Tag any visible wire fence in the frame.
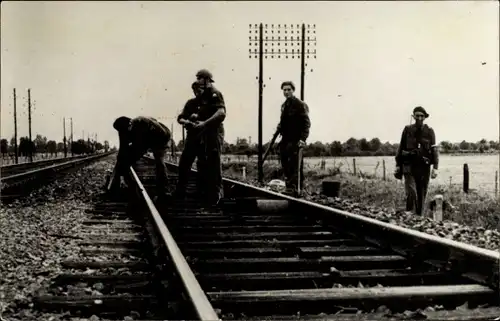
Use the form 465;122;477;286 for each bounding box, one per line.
211;154;500;198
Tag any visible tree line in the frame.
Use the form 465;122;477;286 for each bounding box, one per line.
213;137;500;158
4;134;496;159
0;135;112;158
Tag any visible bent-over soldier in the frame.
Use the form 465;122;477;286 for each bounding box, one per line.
395;106;439;215
276;81;310;196
175;81;207;199
110;116;171;200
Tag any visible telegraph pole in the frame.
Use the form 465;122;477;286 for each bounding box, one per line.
248;23;317;183
27;89;33;162
13;88;18;164
63;118;67;158
300;23;306;100
70;118;74;156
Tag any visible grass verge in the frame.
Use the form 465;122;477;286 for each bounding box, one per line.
222;160;500;231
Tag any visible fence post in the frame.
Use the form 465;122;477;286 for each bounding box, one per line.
382;159;386;181
496;171;498;198
463;163;469;193
353;158;357;176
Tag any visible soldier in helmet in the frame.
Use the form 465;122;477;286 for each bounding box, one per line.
394;106;439;215
191;69;226;206
110;116;171;200
275;81;310;196
174;81;207;199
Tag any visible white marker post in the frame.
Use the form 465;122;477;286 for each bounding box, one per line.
433;194;444;222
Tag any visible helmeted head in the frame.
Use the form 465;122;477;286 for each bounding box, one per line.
191;81;203;97
281;81;295;99
412;106;429;127
196;69;214;89
113;116;132;132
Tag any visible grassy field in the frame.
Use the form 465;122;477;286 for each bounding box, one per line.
222;154;500;196
221;160;500;230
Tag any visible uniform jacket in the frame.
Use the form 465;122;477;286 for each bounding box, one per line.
116;116;171;174
178;97;201;139
198;86;225;135
395;123;439;169
278;96;310;143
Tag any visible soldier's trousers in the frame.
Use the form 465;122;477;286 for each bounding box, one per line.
176;136;206;197
201;131;224;203
110;145;168;197
403;164;431;215
152;148;168;197
279;141;304;193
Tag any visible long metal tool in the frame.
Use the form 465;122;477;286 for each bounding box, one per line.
262;130;280;164
297;146;303;195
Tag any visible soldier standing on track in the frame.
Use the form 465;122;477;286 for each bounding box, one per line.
110;116;171;201
394;106;439;216
174;81;207;199
192;69;226;206
276;81;311;197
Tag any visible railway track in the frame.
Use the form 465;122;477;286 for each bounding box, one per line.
0;152;115;203
31;156;500;320
32;157;216;321
1;155;86;177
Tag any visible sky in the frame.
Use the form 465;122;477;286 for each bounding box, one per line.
1;1;499;148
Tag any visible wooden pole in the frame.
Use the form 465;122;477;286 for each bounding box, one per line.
257;22;264;183
13;88;18;164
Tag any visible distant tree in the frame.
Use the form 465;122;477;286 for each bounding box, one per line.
0;139;8;156
369;138;382;152
47;140;57;156
19;137;35;157
33;134;48;154
459;140;470;150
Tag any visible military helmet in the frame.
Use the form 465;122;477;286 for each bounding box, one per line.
196;69;214;82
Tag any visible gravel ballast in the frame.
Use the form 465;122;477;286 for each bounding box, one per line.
0;157;115;321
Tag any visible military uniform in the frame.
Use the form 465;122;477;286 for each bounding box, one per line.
277;96;311;195
395;123;439;215
112;116;171;196
197;86;226;204
175;97;206;198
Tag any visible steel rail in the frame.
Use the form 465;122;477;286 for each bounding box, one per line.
1;155;85;172
128;166;220;321
156;157;500;290
1;152;115;185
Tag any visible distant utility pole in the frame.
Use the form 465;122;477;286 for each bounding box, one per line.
27;89;33;162
70;118;74;156
63;117;67;158
13;88;18;164
248;23;317;182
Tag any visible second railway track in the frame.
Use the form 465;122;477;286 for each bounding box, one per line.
1;155;87;178
1;153;114;203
